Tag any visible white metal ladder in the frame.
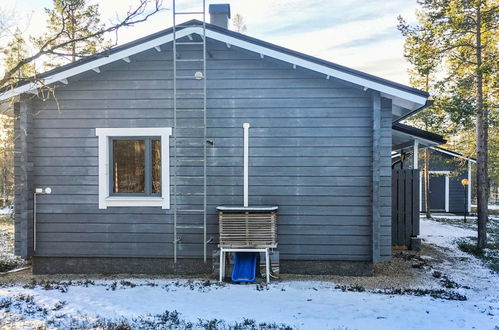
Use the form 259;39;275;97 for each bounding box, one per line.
172;0;208;263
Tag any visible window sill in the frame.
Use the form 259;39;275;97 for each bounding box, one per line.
102;196;167;209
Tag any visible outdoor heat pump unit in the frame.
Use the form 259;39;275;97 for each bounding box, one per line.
217;123;278;283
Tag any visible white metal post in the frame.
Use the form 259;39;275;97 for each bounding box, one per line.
413;140;419;169
243;123;250;207
33;193;37;253
468;160;472;213
265;248;270;283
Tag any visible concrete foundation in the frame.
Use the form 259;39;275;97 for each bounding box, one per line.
32;257;373;276
32;257;213;275
280;260;373;276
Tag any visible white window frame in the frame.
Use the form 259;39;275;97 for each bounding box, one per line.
96;127;172;209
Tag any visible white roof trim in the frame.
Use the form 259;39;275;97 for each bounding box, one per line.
197;27;427;107
429;147;476;163
0;27;193;101
0;25;428;107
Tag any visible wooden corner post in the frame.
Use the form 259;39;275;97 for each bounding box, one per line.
371;91;381;262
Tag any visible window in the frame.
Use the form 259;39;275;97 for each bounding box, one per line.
110;138;160;195
96;128;171;209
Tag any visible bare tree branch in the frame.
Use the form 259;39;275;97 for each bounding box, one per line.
0;0;163;88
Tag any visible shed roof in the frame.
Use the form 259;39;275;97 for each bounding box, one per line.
392;122;446;152
0;20;428;121
430;147;476;163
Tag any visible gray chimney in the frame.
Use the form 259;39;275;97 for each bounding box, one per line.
209;4;231;29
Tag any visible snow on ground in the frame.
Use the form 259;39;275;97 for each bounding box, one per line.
0;207;12;215
472;204;499;210
0;277;497;329
420;217;477;249
419;218;498;322
0;218;497;329
0;218;26;273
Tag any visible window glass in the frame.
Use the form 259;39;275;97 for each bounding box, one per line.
112;139;145;193
152;139;161;193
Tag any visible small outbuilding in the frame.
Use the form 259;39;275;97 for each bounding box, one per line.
421;147;475;214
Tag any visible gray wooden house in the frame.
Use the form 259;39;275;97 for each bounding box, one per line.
2;5;442;275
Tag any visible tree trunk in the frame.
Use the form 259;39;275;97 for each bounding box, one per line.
475;5;488;249
424;148;432;219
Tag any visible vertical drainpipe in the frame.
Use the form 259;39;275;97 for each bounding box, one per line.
371;92;381;263
243;123;250;207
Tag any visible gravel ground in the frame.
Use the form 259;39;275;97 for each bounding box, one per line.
0;245;446;290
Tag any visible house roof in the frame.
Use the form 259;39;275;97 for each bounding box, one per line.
0;20;429;120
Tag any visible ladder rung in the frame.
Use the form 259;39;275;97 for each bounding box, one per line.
175;142;204;146
174;24;205;29
176;225;205;229
176;76;204;80
176;59;204;62
177;193;205;196
175;42;205;45
175;11;205;15
175;93;205;96
176;126;205;128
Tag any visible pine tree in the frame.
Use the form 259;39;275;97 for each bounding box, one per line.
0;0;162;88
2;28;35;84
36;0;111;68
399;0;498;248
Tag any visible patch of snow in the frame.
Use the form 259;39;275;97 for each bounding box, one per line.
419;218;499;317
0;207;12;215
420;218;476;250
472;204;499;210
0;279;497;329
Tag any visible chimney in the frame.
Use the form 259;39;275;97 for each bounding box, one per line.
209;4;231;29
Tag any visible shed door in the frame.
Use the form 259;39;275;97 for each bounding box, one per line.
429;176;446;211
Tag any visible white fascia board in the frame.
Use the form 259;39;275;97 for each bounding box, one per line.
194;27;428;107
429;147;476;163
1;25;428;107
0;28;194;101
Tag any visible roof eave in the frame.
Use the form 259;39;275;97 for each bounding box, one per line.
0;20;429;112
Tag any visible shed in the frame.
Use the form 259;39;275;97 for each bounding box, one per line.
2;8;440;276
421;147;475;214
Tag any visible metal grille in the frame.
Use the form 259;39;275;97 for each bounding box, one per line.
219;212;278;248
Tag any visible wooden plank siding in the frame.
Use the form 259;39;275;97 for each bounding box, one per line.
16;39;392;262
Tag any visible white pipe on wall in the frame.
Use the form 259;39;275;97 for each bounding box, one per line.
243;123;250;207
413;140;419;169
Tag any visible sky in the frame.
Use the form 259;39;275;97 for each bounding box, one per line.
2;0;420;85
